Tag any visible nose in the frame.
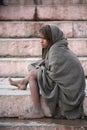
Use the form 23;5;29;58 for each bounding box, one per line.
40;39;43;43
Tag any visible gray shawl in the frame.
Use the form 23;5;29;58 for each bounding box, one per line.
29;25;86;119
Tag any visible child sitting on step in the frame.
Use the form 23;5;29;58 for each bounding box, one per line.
9;25;86;119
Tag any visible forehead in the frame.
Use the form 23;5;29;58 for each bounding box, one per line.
38;33;45;39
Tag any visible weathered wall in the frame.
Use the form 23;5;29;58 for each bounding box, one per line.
0;1;87;77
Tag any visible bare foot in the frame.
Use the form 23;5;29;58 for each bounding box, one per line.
9;78;28;90
19;109;45;119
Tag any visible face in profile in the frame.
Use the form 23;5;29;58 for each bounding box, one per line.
39;33;50;49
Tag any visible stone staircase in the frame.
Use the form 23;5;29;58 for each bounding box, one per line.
0;118;87;130
0;0;87;126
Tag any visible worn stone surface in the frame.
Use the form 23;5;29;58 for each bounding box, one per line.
3;0;87;5
0;6;35;20
0;57;86;77
0;78;51;117
0;58;40;77
0;118;87;130
0;78;86;118
0;39;42;57
0;21;87;38
0;5;87;20
37;5;87;20
0;95;51;118
0;21;73;38
73;22;87;38
68;39;87;57
0;38;87;77
0;38;87;57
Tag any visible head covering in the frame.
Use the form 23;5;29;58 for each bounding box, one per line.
39;25;67;58
39;25;52;44
39;24;65;44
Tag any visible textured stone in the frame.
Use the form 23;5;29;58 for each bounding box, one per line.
39;0;80;4
0;78;86;118
0;58;40;77
0;5;87;21
37;5;87;20
0;39;42;57
68;39;87;57
0;57;86;77
0;95;87;118
4;0;34;5
3;0;87;5
0;39;87;57
0;118;87;130
80;0;87;3
0;6;35;20
73;22;87;38
0;95;51;118
1;21;87;38
0;21;73;38
0;78;51;117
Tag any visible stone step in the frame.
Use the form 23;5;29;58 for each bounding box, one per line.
0;78;86;95
0;78;87;118
0;5;35;21
0;38;87;57
0;39;42;57
37;5;87;21
0;57;87;77
0;58;39;77
0;21;87;38
0;118;87;130
3;0;87;5
0;78;51;118
0;5;87;21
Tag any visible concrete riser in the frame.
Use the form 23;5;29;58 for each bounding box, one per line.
3;0;87;5
0;21;87;38
0;39;87;77
0;95;51;117
0;39;87;57
0;5;87;20
0;95;87;118
0;57;86;77
0;78;86;118
0;5;87;77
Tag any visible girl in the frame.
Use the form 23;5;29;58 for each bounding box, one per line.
9;25;86;119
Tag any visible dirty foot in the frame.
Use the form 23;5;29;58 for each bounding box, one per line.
9;78;28;90
19;109;45;119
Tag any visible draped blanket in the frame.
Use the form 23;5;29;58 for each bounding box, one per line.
28;25;86;119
